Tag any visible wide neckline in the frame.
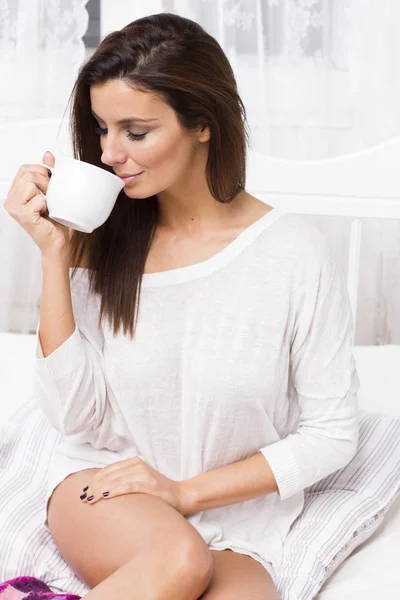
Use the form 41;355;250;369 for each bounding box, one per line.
70;207;284;287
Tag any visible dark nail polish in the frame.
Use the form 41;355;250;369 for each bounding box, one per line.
80;493;87;500
83;486;89;492
87;495;94;501
102;491;110;497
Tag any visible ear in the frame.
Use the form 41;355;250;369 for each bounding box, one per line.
197;124;211;143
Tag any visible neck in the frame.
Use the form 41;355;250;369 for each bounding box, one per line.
156;185;245;234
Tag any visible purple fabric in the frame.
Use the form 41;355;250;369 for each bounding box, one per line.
0;577;81;599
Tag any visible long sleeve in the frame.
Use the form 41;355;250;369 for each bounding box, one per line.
33;269;132;451
259;239;360;500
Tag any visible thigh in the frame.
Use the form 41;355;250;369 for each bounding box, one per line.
200;550;280;600
47;467;211;589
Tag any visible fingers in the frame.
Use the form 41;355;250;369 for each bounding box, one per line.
19;171;51;198
5;191;44;222
42;150;55;169
80;476;140;505
5;175;49;215
4;165;51;215
17;163;52;178
17;194;48;228
28;193;49;217
81;461;148;506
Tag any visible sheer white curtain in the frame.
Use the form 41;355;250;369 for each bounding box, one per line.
0;0;88;333
97;0;400;158
0;0;89;124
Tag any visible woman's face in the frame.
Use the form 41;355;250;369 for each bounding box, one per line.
90;79;210;199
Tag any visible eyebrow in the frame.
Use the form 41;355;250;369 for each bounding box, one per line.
91;110;158;125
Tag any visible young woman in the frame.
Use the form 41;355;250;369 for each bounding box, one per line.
5;12;359;600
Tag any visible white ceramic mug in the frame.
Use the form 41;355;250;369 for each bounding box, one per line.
39;155;125;233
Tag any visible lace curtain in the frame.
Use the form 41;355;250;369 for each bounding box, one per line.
0;0;88;333
2;0;400;342
0;0;89;124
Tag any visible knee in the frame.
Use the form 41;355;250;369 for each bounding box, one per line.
174;532;213;597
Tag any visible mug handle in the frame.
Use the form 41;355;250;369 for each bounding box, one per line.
39;163;54;175
37;163;54;198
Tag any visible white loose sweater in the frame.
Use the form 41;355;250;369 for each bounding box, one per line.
33;208;360;579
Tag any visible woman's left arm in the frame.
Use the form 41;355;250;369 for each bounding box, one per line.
180;240;360;514
178;451;278;515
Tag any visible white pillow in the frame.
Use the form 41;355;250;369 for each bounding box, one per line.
276;410;400;600
318;497;400;598
353;345;400;419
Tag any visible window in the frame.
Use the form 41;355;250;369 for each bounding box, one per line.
83;0;101;56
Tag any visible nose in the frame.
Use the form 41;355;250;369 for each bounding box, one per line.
100;135;128;168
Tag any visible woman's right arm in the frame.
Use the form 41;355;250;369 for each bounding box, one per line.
4;152;131;450
34;255;131;450
39;253;75;358
34;255;103;436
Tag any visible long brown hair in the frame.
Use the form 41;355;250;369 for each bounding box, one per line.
68;12;250;339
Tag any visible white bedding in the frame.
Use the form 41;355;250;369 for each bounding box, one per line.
318;497;400;598
0;332;399;598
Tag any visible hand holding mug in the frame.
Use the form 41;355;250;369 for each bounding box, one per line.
4;151;71;259
5;150;125;258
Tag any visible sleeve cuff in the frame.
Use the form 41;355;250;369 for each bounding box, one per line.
35;321;86;382
259;437;305;500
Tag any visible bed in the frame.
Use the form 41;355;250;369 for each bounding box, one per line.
0;332;399;598
1;120;399;597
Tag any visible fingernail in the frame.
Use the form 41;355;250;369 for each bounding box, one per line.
87;495;94;502
80;493;87;500
83;486;89;492
102;491;110;497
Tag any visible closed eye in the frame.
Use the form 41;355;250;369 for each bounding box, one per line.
94;126;147;141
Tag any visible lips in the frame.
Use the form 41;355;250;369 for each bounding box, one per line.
117;172;142;178
118;172;144;185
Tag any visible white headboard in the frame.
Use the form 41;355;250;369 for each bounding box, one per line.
246;137;400;337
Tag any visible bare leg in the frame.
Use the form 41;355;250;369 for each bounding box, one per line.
82;538;212;600
199;550;281;599
47;468;212;600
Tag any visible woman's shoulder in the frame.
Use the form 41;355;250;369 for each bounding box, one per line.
241;195;329;259
260;208;333;264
